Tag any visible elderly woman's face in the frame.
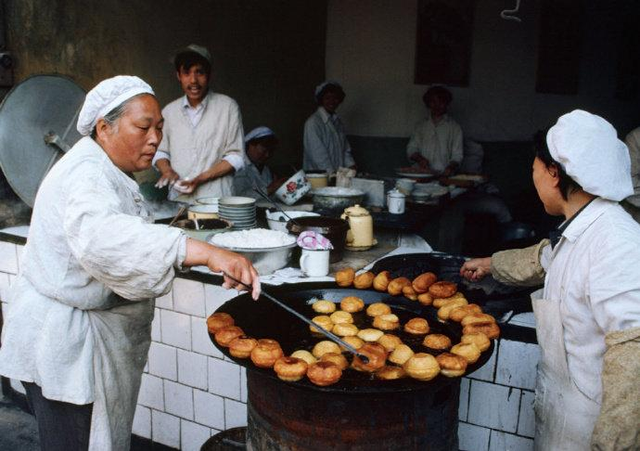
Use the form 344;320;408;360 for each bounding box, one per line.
98;95;163;172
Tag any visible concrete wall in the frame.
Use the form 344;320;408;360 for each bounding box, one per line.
3;0;328;168
326;0;640;141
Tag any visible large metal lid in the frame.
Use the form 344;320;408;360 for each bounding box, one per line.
0;74;85;206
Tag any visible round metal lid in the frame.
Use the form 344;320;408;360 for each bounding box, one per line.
0;74;85;206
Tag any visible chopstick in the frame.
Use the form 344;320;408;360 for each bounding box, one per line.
223;273;370;364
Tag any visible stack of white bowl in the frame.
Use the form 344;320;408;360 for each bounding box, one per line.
218;196;257;230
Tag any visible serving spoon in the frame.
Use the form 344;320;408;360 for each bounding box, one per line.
252;186;302;228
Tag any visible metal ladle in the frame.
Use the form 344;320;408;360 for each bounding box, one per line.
252;186;302;228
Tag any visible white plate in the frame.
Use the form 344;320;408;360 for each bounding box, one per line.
395;171;435;179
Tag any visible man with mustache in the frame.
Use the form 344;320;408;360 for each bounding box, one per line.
153;44;245;202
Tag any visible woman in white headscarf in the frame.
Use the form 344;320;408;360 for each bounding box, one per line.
460;110;640;450
0;76;260;451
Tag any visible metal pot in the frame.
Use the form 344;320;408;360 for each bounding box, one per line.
311;187;365;213
286;216;349;263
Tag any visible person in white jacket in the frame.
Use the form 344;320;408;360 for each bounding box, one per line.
461;111;640;450
0;76;260;451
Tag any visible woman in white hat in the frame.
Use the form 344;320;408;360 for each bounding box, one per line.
460;110;640;450
0;76;260;450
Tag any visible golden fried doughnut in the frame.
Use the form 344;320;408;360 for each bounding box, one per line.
340;336;365;351
332;323;359;337
312;340;342;358
388;277;412;296
310;315;333;334
351;342;388;372
357;328;384;342
366;302;391;317
463;322;500;340
228;335;258;358
404;318;430;335
320;352;349;371
403;353;440;381
402;285;418;301
449;304;483;322
432;292;466;308
214;326;245;347
375;365;407;380
412;272;438;294
451;342;481;364
207;312;234;334
418;292;434;306
436;352;468;377
373;314;400;331
388;344;414;365
437;298;469;321
461;332;491;352
312;300;337;314
354;271;375;289
373;271;392;292
330;311;354;325
340;296;365;313
307;361;342;386
461;313;496;327
428;281;458;298
335;267;355;287
250;339;284;368
377;334;403;352
291;350;317;365
274;356;308;381
422;333;452;351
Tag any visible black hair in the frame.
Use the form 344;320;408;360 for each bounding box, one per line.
423;86;452;106
247;134;279;152
174;51;211;75
90;93;150;139
316;83;346;104
533;130;582;200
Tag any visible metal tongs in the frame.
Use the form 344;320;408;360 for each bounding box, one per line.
224;273;369;363
252;186;302;228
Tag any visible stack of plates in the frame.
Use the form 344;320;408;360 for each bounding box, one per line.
218;196;257;230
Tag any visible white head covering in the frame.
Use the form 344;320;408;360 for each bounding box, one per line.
176;44;212;64
314;80;343;101
245;126;275;143
546;109;633;201
77;75;154;136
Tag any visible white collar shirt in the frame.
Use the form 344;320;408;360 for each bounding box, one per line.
406;114;463;173
303;107;355;173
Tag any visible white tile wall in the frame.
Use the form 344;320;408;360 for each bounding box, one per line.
193;389;225;430
15;245;24;271
148;342;178;381
132;405;151;439
489;430;535;451
151;308;162;342
468;342;498;382
191;316;224;358
173;278;206;317
459;422;491;451
164;379;194;420
459;377;470;421
468;381;521;433
0;272;12;302
208;358;241;400
225;398;248;429
204;284;238;314
240;367;248;403
0;242;18;274
178;349;208;390
161;309;192;350
138;374;164;411
495;340;540;390
181;419;212;451
517;390;536;438
156;291;173;310
152;410;180;448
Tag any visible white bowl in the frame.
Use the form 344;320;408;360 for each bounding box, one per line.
195;196;219;205
274;170;312;205
219;196;256;207
265;210;321;232
188;204;219;219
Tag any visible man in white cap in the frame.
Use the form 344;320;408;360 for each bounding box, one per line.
233;126;286;199
0;75;259;450
303;80;356;173
153;44;245;202
460;110;640;450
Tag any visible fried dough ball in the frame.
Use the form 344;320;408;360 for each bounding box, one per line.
307;361;342;386
433;292;466;308
340;336;365;351
373;314;400;331
357;328;384;342
436;352;468;377
461;332;491;352
418;292;434;306
403;353;440;381
330;310;354;325
335;267;355;287
366;302;391;317
463;322;500;340
412;272;438;294
375;365;407;380
332;323;359;337
312;300;337;314
450;342;481;364
207;312;234;334
428;281;458;298
402;285;418;301
351;342;388;372
320;352;349;370
449;304;483;322
250;339;284;368
461;313;496;327
388;344;414;365
291;350;317;365
228;335;258;358
274;357;308;381
312;340;342;358
373;271;392;292
310;315;333;334
377;334;403;352
388;277;412;296
422;334;452;351
214;326;245;347
404;318;430;335
437;298;469;321
340;296;365;313
354;271;375;289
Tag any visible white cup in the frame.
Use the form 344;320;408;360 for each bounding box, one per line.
299;248;330;277
387;190;406;214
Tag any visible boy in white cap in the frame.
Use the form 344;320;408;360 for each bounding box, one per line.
461;110;640;450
